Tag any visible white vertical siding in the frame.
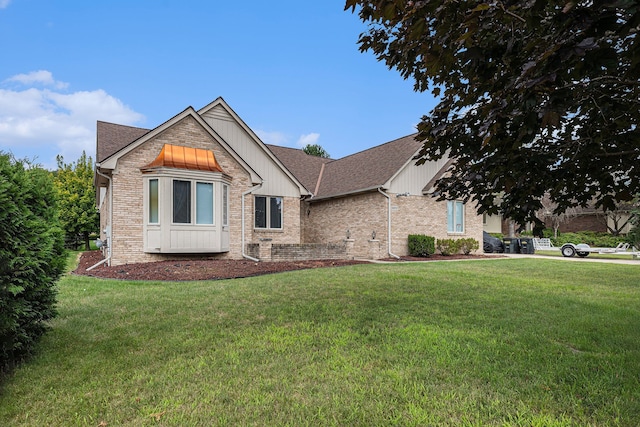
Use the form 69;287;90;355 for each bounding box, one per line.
202;106;301;198
388;156;451;195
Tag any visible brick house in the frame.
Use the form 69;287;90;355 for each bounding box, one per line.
94;97;482;266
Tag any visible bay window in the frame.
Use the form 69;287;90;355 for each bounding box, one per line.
143;174;230;253
142;144;229;254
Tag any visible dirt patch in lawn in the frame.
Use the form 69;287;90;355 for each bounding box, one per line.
73;251;492;281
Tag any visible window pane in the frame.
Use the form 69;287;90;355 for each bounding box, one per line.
255;196;267;228
270;197;282;229
173;180;191;223
222;184;229;226
149;179;159;223
196;182;213;224
447;201;454;233
455;202;464;232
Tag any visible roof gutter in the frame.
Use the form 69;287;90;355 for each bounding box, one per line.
88;167;112;270
377;188;401;260
241;182;263;262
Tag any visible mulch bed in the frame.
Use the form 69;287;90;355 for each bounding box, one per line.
73;251;492;282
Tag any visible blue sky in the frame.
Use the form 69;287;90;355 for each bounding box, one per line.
0;0;437;169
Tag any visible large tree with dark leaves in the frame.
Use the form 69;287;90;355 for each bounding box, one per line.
346;1;640;231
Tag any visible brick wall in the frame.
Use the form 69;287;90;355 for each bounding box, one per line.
302;191;484;258
270;243;348;261
303;192;388;258
390;195;483;255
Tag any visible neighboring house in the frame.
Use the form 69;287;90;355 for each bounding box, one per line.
95;97;483;266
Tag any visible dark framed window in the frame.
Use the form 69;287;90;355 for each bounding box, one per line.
255;196;283;229
173;180;191;224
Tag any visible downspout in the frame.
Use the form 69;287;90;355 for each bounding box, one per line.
241;182;263;262
377;188;401;259
88;167;112;270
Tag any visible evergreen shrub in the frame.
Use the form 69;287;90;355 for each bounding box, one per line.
408;234;435;257
0;154;65;373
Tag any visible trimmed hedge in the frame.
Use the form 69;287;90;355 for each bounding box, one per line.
435;238;480;255
456;238;480;255
551;231;626;248
408;234;435;257
0;154;65;373
436;239;458;255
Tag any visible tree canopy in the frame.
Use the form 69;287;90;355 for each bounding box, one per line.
346;0;640;231
53;151;99;250
303;143;331;158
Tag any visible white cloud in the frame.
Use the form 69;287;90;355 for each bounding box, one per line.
0;0;11;9
296;132;320;148
256;130;289;146
0;71;145;169
5;70;69;90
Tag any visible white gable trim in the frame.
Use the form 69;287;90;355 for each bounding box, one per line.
98;107;262;184
199;97;310;196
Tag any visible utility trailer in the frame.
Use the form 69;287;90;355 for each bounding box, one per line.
560;242;638;258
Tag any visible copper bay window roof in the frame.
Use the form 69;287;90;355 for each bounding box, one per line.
142;144;225;173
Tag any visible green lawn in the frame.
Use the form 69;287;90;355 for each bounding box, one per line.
1;256;639;426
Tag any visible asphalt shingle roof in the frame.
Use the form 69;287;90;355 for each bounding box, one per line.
295;134;422;199
96;119;423;200
265;145;332;194
96;121;150;163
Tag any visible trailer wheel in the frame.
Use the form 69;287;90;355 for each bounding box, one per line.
561;244;576;257
577;251;589;257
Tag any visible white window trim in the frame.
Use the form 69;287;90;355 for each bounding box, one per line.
222;184;229;227
447;200;465;234
171;179;193;225
254;195;283;230
148;178;160;225
169;178;219;226
195;181;215;225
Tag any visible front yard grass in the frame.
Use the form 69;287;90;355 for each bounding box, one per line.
1;257;639;426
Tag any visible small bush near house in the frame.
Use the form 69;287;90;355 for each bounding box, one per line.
456;238;480;255
0;154;65;374
407;234;435;257
436;238;459;256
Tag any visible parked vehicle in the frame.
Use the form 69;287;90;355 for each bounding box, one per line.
560;242;634;258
